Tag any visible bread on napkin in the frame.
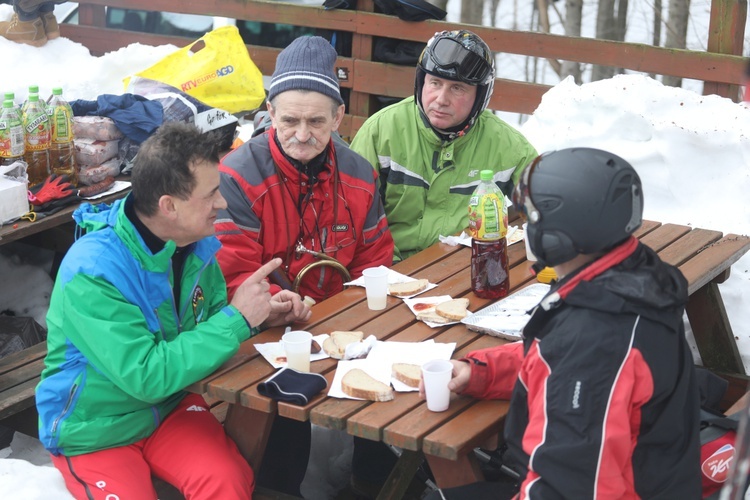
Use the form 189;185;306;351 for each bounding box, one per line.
342;368;394;401
323;331;364;359
392;363;422;388
388;279;429;297
435;298;470;321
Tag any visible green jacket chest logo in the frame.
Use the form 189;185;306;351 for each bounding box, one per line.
192;286;206;323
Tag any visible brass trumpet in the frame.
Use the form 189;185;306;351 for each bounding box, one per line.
291;243;351;294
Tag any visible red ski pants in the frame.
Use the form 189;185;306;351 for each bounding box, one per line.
50;393;254;499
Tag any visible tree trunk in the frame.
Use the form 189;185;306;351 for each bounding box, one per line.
592;0;616;81
535;0;562;76
461;0;484;25
562;0;583;83
491;0;501;25
650;0;663;78
663;0;691;87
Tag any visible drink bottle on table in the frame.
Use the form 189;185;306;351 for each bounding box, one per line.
21;85;39;116
468;169;510;299
22;94;50;188
0;99;25;167
48;87;77;185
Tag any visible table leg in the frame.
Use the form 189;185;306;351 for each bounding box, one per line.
686;282;745;375
222;403;275;473
376;449;423;500
425;452;484;489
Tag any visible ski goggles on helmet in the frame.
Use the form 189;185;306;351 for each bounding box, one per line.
423;34;492;85
512;155;542;224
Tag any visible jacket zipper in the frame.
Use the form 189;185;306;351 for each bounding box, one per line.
51;383;78;435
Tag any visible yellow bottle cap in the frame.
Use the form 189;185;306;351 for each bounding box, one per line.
536;267;557;284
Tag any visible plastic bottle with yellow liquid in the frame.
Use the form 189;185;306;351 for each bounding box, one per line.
468;170;510;299
0;99;25;167
48;87;77;185
22;94;50;188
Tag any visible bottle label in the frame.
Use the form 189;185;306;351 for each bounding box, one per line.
52;105;73;143
470;193;505;240
0;110;24;158
23;104;50;152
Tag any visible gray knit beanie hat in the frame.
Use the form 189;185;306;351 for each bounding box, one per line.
267;36;344;106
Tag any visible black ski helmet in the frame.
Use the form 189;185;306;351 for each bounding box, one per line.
512;148;643;267
415;30;495;137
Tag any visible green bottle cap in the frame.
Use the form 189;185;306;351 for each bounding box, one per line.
3;92;13;101
52;87;62;95
480;170;493;181
29;94;39;102
3;100;13;108
28;85;39;93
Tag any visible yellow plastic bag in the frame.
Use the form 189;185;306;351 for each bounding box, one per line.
124;26;265;114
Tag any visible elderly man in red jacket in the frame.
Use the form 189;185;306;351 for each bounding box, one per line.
215;35;394;304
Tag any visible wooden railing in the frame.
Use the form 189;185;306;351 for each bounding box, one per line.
60;0;748;140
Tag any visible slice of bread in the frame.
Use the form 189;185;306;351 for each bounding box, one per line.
435;298;470;321
322;330;365;359
342;368;394;401
416;311;454;324
388;279;429;297
392;363;421;388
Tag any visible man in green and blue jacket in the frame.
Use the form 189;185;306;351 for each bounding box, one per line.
35;122;310;499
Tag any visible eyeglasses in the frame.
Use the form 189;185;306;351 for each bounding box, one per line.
512;155;542;224
423;35;492;85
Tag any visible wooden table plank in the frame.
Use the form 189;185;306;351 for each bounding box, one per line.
680;234;750;294
638;223;692;252
658;228;723;267
0;342;46;376
0;377;40;420
423;399;510;460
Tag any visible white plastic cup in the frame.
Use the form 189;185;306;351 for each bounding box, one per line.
282;330;313;372
523;222;537;262
421;359;453;412
362;267;389;310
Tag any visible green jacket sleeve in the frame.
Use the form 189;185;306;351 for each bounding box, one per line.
59;273;251;404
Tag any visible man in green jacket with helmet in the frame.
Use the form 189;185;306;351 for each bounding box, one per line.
348;29;537;496
35;121;311;499
351;29;538;262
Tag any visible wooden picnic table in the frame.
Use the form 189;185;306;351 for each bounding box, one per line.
186;220;750;497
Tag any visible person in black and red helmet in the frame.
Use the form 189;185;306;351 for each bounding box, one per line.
422;147;702;500
351;30;537;262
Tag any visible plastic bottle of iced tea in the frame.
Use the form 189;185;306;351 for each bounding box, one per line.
22;94;51;188
48;87;77;185
469;170;510;299
0;99;25;167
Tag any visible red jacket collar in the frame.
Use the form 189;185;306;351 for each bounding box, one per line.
541;236;639;308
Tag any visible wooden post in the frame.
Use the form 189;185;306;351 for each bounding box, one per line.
704;0;747;101
347;0;375;140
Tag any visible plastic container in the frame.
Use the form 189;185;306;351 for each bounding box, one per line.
48;87;77;185
0;99;25;167
469;170;510;299
22;94;50;188
20;85;39;116
74;137;120;168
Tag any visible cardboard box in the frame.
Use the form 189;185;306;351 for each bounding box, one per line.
0;163;29;224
